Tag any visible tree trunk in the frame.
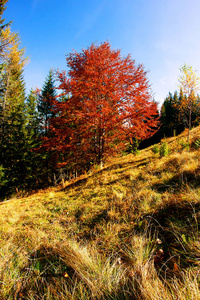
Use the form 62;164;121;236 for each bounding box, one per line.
187;100;192;142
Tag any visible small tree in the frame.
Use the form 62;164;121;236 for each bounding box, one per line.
178;64;200;141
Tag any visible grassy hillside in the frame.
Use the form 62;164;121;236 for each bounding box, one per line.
0;127;200;299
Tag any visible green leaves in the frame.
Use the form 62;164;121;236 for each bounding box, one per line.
159;141;169;157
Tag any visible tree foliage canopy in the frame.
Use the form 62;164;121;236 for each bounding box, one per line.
178;64;200;140
45;42;159;168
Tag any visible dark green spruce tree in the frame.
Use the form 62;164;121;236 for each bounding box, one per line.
36;70;58;185
22;89;42;189
38;69;56;136
160;89;200;139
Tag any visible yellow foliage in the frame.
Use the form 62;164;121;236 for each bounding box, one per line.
0;26;28;70
179;64;200;96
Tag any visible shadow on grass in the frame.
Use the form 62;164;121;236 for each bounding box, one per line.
83;209;109;228
99;156;154;174
153;170;200;194
14;244;131;300
59;156;154;193
145;198;200;229
140;198;200;276
13;245;76;299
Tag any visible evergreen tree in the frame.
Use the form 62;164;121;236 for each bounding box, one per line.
160;89;200;139
160;90;185;137
0;26;27;110
23;89;48;189
26;89;40;136
0;0;11;34
38;69;56;136
35;71;58;185
0;4;28;195
160;92;175;136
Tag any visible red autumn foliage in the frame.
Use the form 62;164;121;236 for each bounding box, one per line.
46;42;159;169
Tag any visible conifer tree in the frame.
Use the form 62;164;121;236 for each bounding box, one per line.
160;88;200;139
26;89;40;136
0;2;28;194
23;89;46;189
36;71;58;185
0;0;10;34
0;26;27;110
38;69;56;136
160;91;183;137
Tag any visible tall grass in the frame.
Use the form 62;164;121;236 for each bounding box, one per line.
0;126;200;299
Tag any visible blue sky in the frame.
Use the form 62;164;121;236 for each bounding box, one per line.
4;0;200;106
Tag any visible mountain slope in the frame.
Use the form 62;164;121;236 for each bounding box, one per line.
0;127;200;299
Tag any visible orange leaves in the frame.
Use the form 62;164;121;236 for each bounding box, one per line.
45;42;159;167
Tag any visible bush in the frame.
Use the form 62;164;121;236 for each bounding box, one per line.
151;145;159;154
0;165;8;198
194;138;200;149
179;140;190;151
159;141;169;157
0;165;7;187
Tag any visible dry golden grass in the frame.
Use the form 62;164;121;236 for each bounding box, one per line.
0;126;200;299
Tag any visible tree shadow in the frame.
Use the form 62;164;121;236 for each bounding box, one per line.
15;245;76;299
145;199;200;229
99;157;153;174
140;199;200;277
16;244;131;300
58;175;90;195
83;209;109;228
59;156;154;193
152;165;200;193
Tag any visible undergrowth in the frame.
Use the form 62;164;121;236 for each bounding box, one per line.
0;127;200;299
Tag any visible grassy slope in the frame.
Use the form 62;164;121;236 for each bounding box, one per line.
0;127;200;299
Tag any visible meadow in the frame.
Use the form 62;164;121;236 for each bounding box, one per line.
0;127;200;299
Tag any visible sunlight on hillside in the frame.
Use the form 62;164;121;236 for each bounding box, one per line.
0;126;200;299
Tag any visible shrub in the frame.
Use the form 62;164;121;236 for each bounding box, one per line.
194;138;200;149
179;140;190;151
0;165;7;195
151;145;159;154
159;141;169;157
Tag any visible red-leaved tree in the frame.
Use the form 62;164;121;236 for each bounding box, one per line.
47;42;159;170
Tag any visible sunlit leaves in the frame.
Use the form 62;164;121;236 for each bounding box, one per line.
178;64;200;140
46;42;159;168
179;64;200;96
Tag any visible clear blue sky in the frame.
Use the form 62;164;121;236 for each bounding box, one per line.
4;0;200;106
